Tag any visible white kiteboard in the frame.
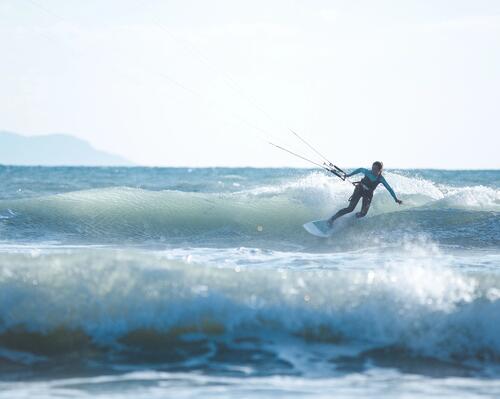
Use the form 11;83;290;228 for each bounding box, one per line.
303;219;334;238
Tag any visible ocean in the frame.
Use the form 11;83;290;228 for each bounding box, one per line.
0;166;498;398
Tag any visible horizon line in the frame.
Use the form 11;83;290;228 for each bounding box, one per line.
0;164;498;171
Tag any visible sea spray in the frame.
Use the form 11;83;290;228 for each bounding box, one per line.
0;243;499;364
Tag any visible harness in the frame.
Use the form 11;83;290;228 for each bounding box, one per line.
349;174;382;201
358;174;382;194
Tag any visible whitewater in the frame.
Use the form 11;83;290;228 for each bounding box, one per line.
0;166;499;398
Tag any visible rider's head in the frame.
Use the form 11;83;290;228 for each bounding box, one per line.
372;161;383;176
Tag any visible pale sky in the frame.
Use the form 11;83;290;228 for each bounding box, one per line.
1;0;499;168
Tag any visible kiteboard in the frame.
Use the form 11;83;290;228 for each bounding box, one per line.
303;219;334;238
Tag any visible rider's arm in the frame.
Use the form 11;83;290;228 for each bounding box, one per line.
380;176;398;201
346;168;368;178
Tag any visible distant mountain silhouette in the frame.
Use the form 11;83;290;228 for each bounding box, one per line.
0;131;132;166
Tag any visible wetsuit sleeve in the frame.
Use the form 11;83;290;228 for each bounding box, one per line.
346;168;368;177
381;176;398;201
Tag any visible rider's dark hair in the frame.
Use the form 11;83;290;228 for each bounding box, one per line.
372;161;383;170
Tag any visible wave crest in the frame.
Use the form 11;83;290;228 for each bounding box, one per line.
0;172;498;246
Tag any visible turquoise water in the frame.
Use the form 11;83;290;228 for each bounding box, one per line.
0;166;499;398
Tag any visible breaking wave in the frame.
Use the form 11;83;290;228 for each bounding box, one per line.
0;172;498;248
0;248;499;368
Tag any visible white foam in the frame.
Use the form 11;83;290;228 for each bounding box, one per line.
242;171;499;213
2;370;500;399
436;185;500;210
0;245;499;361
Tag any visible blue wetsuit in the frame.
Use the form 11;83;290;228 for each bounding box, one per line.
329;168;398;222
346;168;398;201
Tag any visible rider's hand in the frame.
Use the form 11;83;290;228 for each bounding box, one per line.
396;199;403;205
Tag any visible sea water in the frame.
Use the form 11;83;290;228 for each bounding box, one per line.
0;166;498;398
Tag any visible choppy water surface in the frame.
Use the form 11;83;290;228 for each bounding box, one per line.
0;166;499;398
